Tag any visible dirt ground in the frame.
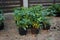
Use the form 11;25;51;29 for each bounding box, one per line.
0;13;60;40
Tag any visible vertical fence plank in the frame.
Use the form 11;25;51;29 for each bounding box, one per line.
23;0;28;7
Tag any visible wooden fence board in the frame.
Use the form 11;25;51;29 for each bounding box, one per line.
28;0;60;7
0;0;23;13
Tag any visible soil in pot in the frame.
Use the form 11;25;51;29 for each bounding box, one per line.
0;22;4;30
18;27;27;35
31;28;39;34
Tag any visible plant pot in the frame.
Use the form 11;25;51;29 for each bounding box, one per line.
40;22;50;30
0;22;4;30
18;27;27;35
43;24;50;30
31;28;39;34
55;12;60;17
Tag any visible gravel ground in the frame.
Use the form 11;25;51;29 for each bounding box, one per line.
0;13;60;40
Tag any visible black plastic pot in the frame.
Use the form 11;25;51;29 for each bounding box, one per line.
40;22;50;30
42;24;50;30
28;24;39;34
18;27;27;35
0;22;4;30
43;24;50;30
31;28;39;34
55;12;60;17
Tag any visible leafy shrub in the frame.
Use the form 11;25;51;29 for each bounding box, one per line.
14;7;30;30
28;5;45;29
14;4;55;30
47;4;60;16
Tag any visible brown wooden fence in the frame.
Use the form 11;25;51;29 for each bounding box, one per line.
28;0;60;7
0;0;23;13
0;0;60;13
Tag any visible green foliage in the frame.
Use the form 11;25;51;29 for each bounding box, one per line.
14;7;31;30
47;4;60;16
28;5;52;29
29;4;44;13
28;5;45;29
0;9;4;25
14;4;55;30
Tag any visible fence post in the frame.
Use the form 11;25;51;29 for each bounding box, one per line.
23;0;28;7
